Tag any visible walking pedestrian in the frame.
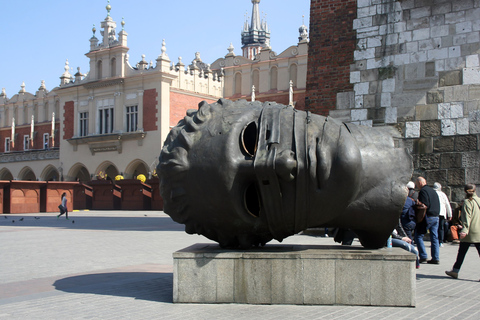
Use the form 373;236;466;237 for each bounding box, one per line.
445;184;480;280
57;192;68;220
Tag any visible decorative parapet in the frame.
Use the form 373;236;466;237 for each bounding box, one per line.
83;78;125;90
0;149;59;163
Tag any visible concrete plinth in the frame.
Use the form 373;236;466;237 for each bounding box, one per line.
173;243;416;306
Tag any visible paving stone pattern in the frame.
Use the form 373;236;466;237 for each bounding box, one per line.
1;211;480;319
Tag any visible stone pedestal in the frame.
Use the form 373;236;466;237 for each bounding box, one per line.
173;243;416;306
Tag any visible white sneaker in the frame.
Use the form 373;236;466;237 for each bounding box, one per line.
440;243;444;247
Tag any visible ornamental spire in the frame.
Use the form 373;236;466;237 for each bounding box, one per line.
251;0;261;31
241;0;270;59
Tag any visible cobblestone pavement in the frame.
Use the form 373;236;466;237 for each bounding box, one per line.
1;210;479;319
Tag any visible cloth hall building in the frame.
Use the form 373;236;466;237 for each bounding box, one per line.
0;1;308;185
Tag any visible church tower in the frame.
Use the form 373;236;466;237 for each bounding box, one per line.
241;0;270;60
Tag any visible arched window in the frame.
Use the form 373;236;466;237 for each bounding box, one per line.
4;107;9;127
43;102;49;122
234;72;242;95
110;58;116;77
97;60;103;79
289;64;298;88
55;101;60;118
23;105;28;124
270;67;278;91
34;104;38;121
252;69;260;93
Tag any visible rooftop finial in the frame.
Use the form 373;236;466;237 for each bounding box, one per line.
228;43;234;54
158;39;169;60
19;81;26;94
298;16;309;43
106;0;112;17
121;17;125;30
92;24;96;36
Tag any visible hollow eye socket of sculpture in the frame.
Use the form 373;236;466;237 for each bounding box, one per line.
241;122;258;157
244;183;261;218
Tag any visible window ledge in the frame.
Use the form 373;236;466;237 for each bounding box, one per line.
67;131;146;154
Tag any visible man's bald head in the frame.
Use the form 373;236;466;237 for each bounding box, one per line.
415;176;426;189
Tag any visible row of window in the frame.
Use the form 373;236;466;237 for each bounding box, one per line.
4;133;50;152
2;101;60;127
234;64;298;95
2;103;140;152
78;104;138;137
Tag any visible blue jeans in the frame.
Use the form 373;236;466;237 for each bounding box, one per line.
415;216;439;261
402;220;416;241
392;238;419;266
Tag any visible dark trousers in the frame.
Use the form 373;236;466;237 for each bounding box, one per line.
402;220;416;241
452;242;480;271
58;206;68;219
438;216;448;243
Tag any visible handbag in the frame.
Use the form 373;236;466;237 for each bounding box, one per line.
414;201;427;223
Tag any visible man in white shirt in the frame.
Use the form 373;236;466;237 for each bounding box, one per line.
433;182;452;247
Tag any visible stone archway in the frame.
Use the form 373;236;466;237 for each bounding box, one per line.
0;168;13;180
95;161;119;181
124;159;149;180
18;167;37;181
67;163;91;182
41;165;60;181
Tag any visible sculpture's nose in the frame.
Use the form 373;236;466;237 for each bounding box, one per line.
275;150;297;181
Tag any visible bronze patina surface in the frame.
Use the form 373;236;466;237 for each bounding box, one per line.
158;99;413;249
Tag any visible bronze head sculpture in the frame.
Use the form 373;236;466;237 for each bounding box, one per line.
158;99;413;249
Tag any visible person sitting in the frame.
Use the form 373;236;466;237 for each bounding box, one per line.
391;219;420;268
450;202;463;243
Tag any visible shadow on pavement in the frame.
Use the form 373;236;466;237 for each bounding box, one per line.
54;272;173;303
0;215;184;232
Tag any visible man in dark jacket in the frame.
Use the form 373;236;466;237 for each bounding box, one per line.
415;176;441;264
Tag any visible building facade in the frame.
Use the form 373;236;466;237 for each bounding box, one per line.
0;0;305;186
212;0;309;109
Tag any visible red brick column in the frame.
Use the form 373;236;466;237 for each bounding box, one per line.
304;0;357;115
143;89;158;131
63;101;74;140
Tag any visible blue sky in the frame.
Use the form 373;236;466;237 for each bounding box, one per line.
0;0;310;97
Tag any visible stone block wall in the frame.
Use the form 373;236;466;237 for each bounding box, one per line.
308;0;480;202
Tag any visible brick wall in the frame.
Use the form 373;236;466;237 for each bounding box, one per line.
63;101;74;140
170;91;217;127
0;123;56;152
143;89;158;131
0;129;10;152
305;0;357;115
